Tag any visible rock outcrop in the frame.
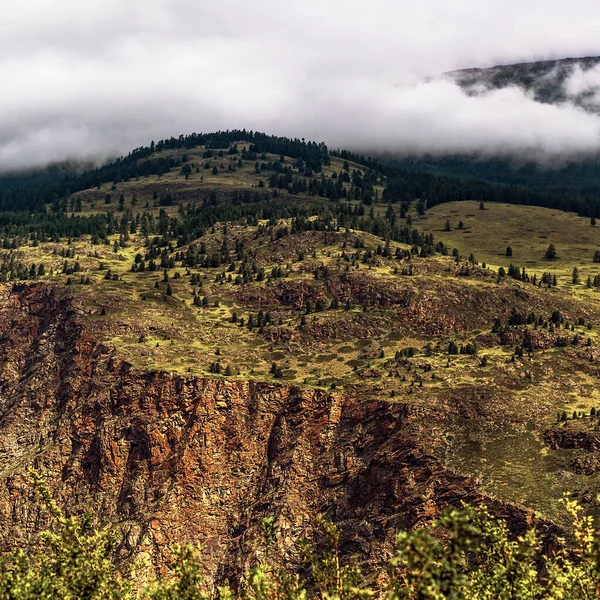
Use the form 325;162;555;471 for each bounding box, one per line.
0;283;548;585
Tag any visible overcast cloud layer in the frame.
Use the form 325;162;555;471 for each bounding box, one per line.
3;0;600;171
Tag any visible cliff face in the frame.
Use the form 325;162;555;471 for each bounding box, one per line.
0;283;532;583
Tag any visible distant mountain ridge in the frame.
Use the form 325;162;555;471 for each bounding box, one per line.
448;55;600;111
376;55;600;203
5;55;600;215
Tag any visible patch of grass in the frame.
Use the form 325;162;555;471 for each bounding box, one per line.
419;200;600;291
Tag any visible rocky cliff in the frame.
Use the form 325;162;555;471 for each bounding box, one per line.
0;283;542;585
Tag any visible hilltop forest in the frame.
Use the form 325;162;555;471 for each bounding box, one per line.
0;127;600;596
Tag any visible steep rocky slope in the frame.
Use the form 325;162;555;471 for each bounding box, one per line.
0;282;542;585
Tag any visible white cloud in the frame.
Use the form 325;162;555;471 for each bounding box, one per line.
2;0;600;170
565;64;600;107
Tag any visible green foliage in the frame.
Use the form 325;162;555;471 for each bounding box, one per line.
6;476;600;599
0;468;132;599
387;498;600;599
145;546;209;600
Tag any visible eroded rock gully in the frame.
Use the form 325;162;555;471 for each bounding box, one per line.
0;283;548;584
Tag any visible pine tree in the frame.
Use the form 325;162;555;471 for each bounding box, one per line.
544;244;558;260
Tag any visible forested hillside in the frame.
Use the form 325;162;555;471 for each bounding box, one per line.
0;128;600;592
4;127;600;226
384;55;600;206
450;54;600;108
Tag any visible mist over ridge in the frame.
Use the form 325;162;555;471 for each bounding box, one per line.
3;1;600;170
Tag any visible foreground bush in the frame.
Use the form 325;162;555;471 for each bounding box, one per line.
1;471;600;599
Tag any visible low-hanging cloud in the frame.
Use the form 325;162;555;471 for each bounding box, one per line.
565;64;600;108
3;0;600;171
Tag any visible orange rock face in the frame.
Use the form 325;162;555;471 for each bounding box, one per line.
0;283;547;585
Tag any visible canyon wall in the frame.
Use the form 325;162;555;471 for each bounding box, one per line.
0;283;535;584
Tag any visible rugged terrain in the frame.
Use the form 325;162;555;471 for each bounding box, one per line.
0;283;515;582
0;133;600;583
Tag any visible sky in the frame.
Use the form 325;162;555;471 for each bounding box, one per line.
3;0;600;171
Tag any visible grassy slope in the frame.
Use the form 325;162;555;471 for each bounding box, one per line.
419;200;600;284
6;148;600;522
